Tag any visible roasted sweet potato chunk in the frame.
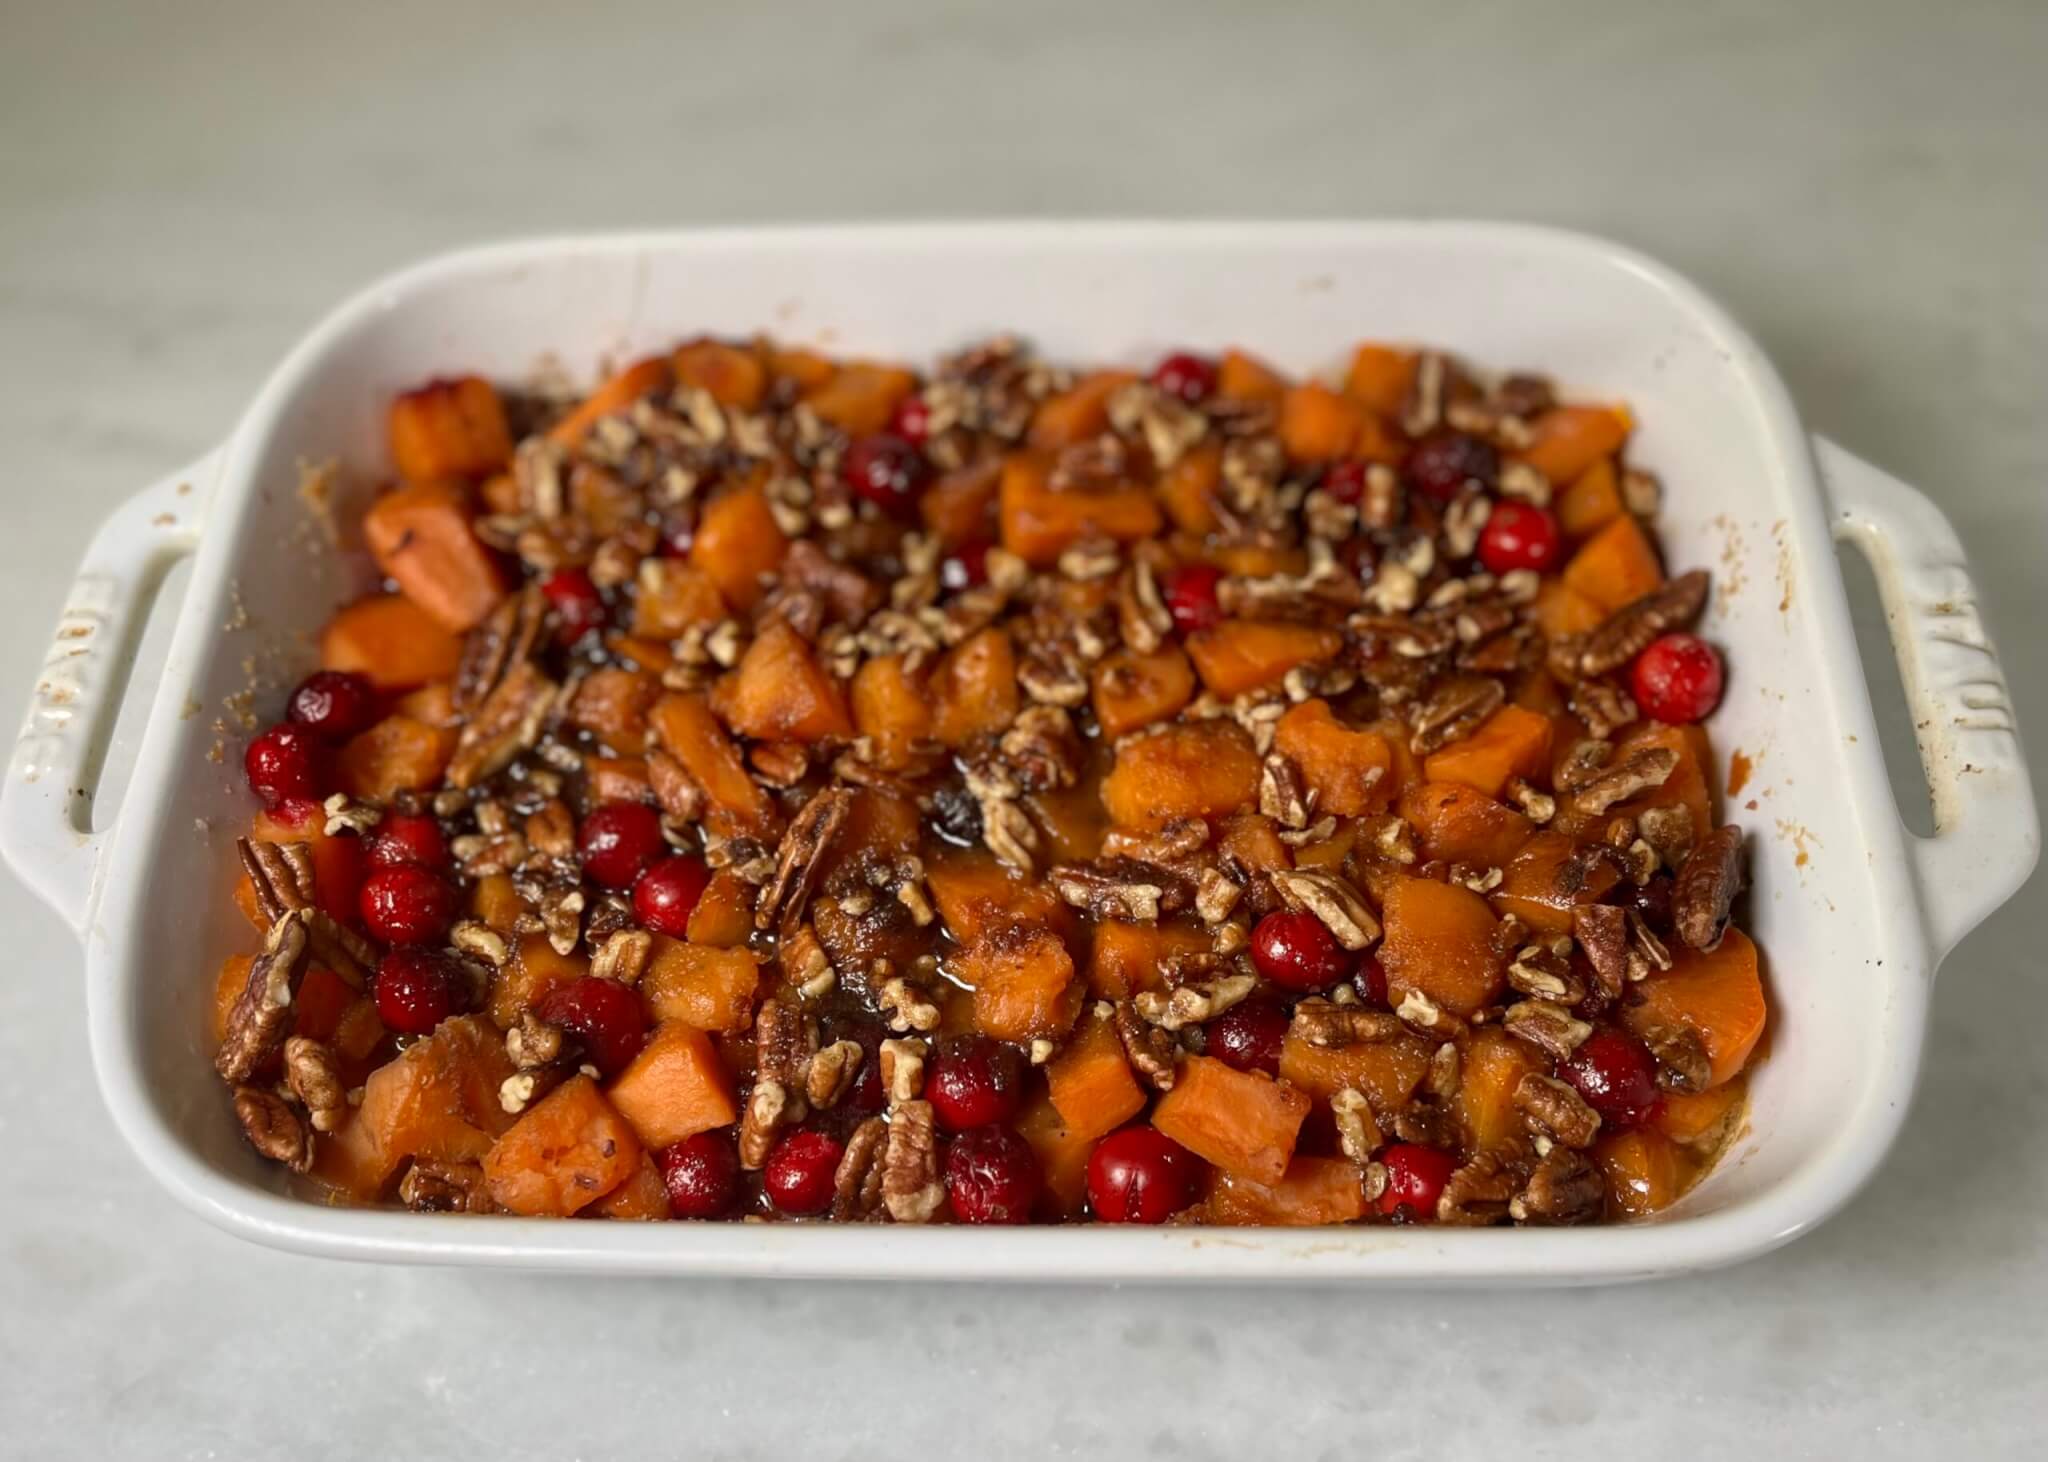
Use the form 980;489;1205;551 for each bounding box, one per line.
671;338;767;409
710;618;854;744
649;692;777;839
1378;876;1506;1017
1186;621;1342;698
958;929;1082;1044
483;1074;642;1217
927;846;1071;944
1100;720;1260;832
1278;383;1367;464
1156;441;1222;535
1451;1027;1548;1153
336;713;457;800
548;356;672;446
1624;928;1766;1088
1276;1030;1433;1113
1046;1011;1146;1142
804;361;918;435
631;560;727;639
852;654;933;770
1491;830;1620;935
1085;918;1212;1001
1423;705;1555;798
1204;1155;1367;1226
1399;781;1534;868
320;593;463;691
1151;1055;1309;1185
999;451;1162;566
930;627;1019;748
1342;344;1416;419
1215;348;1288;404
1563;513;1663;614
1090;645;1196;740
606;1020;739;1149
1592;1128;1681;1217
362;482;507;633
689;482;788;611
638;939;761;1033
1516;404;1630;488
1028;370;1137;449
1557;457;1625;538
1273;699;1396;816
388;375;513;482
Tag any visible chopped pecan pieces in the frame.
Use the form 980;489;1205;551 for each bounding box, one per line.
1330;1088;1382;1164
1641;1021;1712;1093
754;787;852;935
1502;999;1593;1059
1573;904;1630;999
399;1159;494;1214
1637;804;1697;868
1134;974;1256;1032
1290;1001;1404;1049
1408;675;1505;755
1673;823;1746;951
882;1100;945;1223
1050;859;1188;923
282;1036;348;1133
1113;1001;1179;1092
1269;869;1381;950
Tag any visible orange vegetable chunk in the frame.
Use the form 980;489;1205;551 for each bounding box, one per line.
1016;1090;1095;1220
595;1153;673;1220
1046;1011;1147;1142
1399;781;1534;868
336;714;456;800
1215;349;1288;404
960;930;1082;1043
1423;705;1554;798
1563;514;1663;614
1491;829;1621;934
606;1020;740;1149
1186;621;1342;698
1378;876;1506;1017
1151;1055;1309;1185
1090;645;1196;740
548;356;672;446
1156;441;1222;534
689;482;789;611
483;1074;642;1217
388;375;513;483
711;618;854;744
649;692;777;839
1557;458;1625;538
638;939;762;1033
1276;1031;1434;1113
685;869;756;948
1534;579;1607;640
1342;344;1416;419
1451;1027;1548;1153
1085;918;1212;1001
927;846;1070;944
489;935;590;1028
999;451;1163;566
852;654;933;770
1517;404;1630;488
930;627;1020;748
1028;370;1138;449
1278;383;1366;463
320;593;464;691
1204;1154;1366;1226
920;460;1001;546
1654;1076;1746;1143
1100;719;1261;832
1624;928;1766;1088
1273;699;1396;816
362;481;507;633
338;1015;516;1198
671;338;766;409
804;362;918;436
1593;1127;1681;1218
631;560;728;639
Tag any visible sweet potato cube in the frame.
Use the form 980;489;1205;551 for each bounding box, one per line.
689;482;789;611
1273;699;1397;816
919;460;1001;546
489;935;590;1028
999;451;1163;566
1342;344;1416;419
1609;721;1714;830
1491;830;1620;935
566;667;660;754
212;954;254;1045
837;788;922;863
469;873;524;931
671;338;766;410
363;481;507;633
320;593;464;691
483;1074;642;1217
959;930;1082;1044
548;356;672;447
1276;1031;1434;1112
631;559;728;639
248;803;367;926
1534;579;1607;640
1399;781;1534;869
804;361;918;436
1209;542;1306;578
353;1015;517;1194
710;618;854;744
650;692;777;838
586;756;654;806
1100;719;1260;833
1086;918;1212;1001
927;846;1069;944
388;375;512;483
309;1112;389;1202
1091;645;1196;740
1028;782;1109;865
1151;1055;1308;1185
1563;514;1663;614
1028;370;1138;449
594;1152;673;1220
1278;383;1366;464
1016;1089;1096;1219
1156;441;1222;535
1592;1128;1681;1218
1452;1027;1548;1153
288;965;357;1046
1216;348;1288;404
1557;457;1625;538
1378;876;1506;1017
638;939;761;1033
1204;1154;1367;1226
766;343;835;391
1218;811;1291;875
606;1020;740;1149
1624;928;1766;1088
930;627;1019;748
684;869;756;948
336;714;456;801
1186;621;1343;698
1516;404;1631;488
1046;1012;1147;1142
1423;705;1555;798
1654;1076;1745;1143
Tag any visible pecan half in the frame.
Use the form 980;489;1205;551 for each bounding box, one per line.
738;1079;792;1170
1436;1149;1517;1226
1258;752;1312;829
399;1159;494;1214
232;1085;312;1172
1408;675;1506;755
1576;570;1709;678
1641;1021;1712;1094
882;1100;945;1223
878;1037;927;1104
1573;903;1630;999
446;659;559;788
1506;941;1584;1004
1514;1073;1602;1149
805;1039;865;1109
1050;859;1188;923
215;909;311;1083
1134;974;1256;1032
1673;823;1745;951
236;837;312;923
832;1116;889;1220
454;584;547;714
1502;998;1592;1059
1510;1147;1604;1226
1269;869;1381;950
1568;746;1678;817
755;787;852;935
1637;804;1697;869
282;1036;347;1133
646;748;706;823
1289;1001;1404;1049
1113;1001;1178;1091
1330;1088;1383;1165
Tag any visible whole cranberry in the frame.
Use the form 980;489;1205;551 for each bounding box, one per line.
1151;352;1218;404
1322;459;1367;504
763;1129;844;1216
534;975;647;1078
358;863;457;946
844;1029;888;1113
658;1132;741;1219
244;723;330;809
632;853;711;937
1631;633;1725;724
1161;563;1224;636
368;811;448;870
889;393;933;446
945;1125;1043;1225
374;947;466;1035
1355;954;1390;1007
578;802;666;889
1563;1029;1661;1126
1477;500;1563;575
940;538;991;592
1251;909;1354;993
1375;1143;1457;1220
1087;1127;1201;1224
1404;431;1498;502
286;670;378;742
540;566;607;643
927;1037;1025;1131
842;433;931;516
1205;999;1288;1076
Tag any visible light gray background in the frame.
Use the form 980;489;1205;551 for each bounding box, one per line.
2;2;2042;1457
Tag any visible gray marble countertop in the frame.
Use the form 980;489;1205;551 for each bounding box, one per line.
2;2;2042;1457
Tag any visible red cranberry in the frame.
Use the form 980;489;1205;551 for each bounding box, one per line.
1375;1143;1457;1220
632;853;711;937
889;393;933;446
844;1029;888;1113
244;723;329;809
660;512;696;558
842;433;931;517
540;566;607;642
945;1125;1043;1225
1087;1127;1200;1224
940;538;991;592
1151;352;1218;404
1251;909;1354;993
763;1129;844;1216
374;947;466;1035
358;863;457;946
1205;999;1288;1076
578;802;666;889
1355;954;1390;1007
1404;431;1498;502
1563;1029;1661;1126
1322;459;1367;504
1619;873;1675;933
286;670;378;741
534;975;647;1078
926;1037;1025;1131
1477;500;1563;575
368;812;448;870
1161;563;1224;636
1631;633;1725;724
658;1132;741;1219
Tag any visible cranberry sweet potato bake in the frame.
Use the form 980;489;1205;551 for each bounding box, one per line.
213;334;1763;1228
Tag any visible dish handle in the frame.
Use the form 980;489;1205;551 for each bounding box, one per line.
0;451;218;937
1817;436;2040;963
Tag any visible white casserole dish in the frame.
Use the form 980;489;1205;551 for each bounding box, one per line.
4;222;2035;1284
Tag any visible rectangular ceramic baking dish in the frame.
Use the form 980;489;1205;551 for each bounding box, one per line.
5;222;2035;1284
